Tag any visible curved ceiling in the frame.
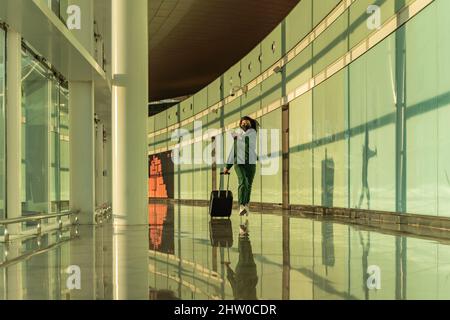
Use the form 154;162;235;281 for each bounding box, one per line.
149;0;301;102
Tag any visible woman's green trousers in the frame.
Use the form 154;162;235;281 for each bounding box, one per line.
234;164;256;205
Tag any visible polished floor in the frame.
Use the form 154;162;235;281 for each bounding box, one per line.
1;203;450;300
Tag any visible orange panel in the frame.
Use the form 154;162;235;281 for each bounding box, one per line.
149;155;168;199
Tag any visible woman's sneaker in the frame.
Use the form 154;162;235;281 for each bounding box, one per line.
239;205;248;217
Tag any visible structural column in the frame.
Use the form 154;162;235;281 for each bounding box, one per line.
67;0;96;224
5;28;23;299
111;0;149;300
111;0;148;226
69;82;96;224
6;29;22;233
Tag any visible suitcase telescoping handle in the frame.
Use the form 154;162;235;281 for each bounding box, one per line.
220;172;231;196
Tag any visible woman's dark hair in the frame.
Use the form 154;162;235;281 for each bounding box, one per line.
240;116;260;132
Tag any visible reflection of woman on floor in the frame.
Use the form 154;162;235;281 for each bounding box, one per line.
359;230;371;300
224;221;258;300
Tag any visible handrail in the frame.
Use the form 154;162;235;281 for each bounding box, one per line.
0;211;78;225
0;210;79;242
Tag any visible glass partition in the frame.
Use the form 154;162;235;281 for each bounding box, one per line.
21;46;70;219
50;80;60;214
59;86;70;211
22;49;51;215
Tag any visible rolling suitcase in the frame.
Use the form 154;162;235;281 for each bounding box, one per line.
209;172;233;218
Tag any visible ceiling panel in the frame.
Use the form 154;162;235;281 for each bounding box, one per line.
149;0;301;101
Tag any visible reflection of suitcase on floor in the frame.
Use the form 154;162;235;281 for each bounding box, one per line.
210;219;233;247
209;173;233;218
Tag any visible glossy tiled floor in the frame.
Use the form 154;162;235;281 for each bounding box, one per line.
1;203;450;300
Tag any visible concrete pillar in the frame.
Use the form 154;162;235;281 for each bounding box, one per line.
111;0;148;226
95;123;104;206
69;82;95;224
6;30;22;234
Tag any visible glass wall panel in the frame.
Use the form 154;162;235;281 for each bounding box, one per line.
436;0;450;217
261;25;282;71
223;63;242;127
241;45;261;86
192;125;209;201
313;0;340;27
241;85;261;120
312;70;348;208
193;88;208;115
261;73;282;111
166;105;177;127
349;0;417;49
148;117;154;162
260;109;282;204
22;49;51;215
312;13;348;76
59;86;70;209
154;110;167;132
179;124;193;200
21;47;70;217
349;35;396;212
405;5;438;216
207;78;222;107
173;158;179;200
285;0;312;52
289;92;313;206
223;98;241;129
206;102;227;201
222;125;239;201
180;97;193;121
50;80;60;214
240;45;261;116
286;45;312;94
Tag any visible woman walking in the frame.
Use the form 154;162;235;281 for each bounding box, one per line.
223;116;259;216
